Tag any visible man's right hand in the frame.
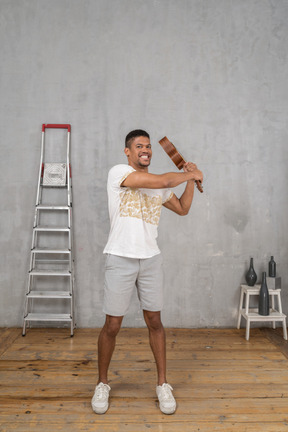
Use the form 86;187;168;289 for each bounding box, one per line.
183;162;203;183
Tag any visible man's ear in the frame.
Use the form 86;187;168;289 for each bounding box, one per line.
124;147;130;157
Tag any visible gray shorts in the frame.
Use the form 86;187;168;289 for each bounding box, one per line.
103;253;164;316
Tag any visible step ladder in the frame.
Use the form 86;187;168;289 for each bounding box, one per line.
22;124;75;336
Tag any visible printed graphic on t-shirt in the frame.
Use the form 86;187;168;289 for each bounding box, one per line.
119;189;162;225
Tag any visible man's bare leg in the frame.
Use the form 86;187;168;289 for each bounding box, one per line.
143;310;167;385
97;315;123;384
143;310;176;414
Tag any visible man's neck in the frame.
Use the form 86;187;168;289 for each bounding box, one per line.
128;162;149;173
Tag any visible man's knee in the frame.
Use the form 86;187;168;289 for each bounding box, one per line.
103;315;123;337
143;310;163;331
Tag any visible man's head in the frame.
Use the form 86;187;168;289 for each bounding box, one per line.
124;129;152;171
125;129;150;149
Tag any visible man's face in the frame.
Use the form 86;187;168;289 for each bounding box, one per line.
125;136;152;170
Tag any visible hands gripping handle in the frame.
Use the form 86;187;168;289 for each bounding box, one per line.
159;136;203;193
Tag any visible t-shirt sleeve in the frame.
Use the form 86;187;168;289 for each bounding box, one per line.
162;189;174;204
108;164;135;189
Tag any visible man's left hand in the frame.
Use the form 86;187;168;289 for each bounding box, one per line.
183;162;197;172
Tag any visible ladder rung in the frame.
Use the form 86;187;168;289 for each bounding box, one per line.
36;205;70;210
32;248;71;254
29;269;71;276
33;226;70;232
41;184;68;188
26;291;72;299
24;313;72;322
34;262;70;266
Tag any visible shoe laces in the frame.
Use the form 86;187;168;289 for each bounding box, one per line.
95;383;110;399
159;383;173;400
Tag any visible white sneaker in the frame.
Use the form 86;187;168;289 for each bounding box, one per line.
156;383;176;414
91;382;111;414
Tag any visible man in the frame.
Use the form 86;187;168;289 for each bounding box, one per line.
92;129;203;415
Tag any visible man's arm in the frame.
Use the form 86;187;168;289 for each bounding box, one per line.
121;164;202;189
163;162;201;215
163;180;195;215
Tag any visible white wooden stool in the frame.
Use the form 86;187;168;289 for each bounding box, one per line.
237;284;287;341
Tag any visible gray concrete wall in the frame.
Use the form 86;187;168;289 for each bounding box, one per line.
1;0;288;328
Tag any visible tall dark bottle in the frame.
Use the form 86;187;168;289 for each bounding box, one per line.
268;256;276;277
259;272;269;316
245;258;257;286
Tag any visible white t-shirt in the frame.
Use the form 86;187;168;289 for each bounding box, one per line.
103;164;173;259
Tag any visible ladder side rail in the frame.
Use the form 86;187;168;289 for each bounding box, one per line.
30;227;39;269
68;208;73;267
72;271;76;333
33;208;38;231
71;243;76;333
23;272;34;335
68;186;75;331
68;230;72;255
33;208;40;230
29;248;35;272
66;130;72;206
24;274;33;307
22;319;27;336
32;234;37;269
30;225;39;281
68;206;71;229
28;273;34;295
69;270;75;334
67;205;75;282
35;130;45;206
30;231;36;267
25;126;44;336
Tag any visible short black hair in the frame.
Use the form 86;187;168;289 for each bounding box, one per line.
125;129;150;148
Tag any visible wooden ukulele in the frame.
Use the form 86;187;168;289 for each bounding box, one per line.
159;136;203;193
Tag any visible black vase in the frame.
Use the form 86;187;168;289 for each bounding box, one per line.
259;272;269;316
245;258;257;286
268;256;276;277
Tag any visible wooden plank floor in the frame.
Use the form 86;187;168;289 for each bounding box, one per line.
1;327;288;431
